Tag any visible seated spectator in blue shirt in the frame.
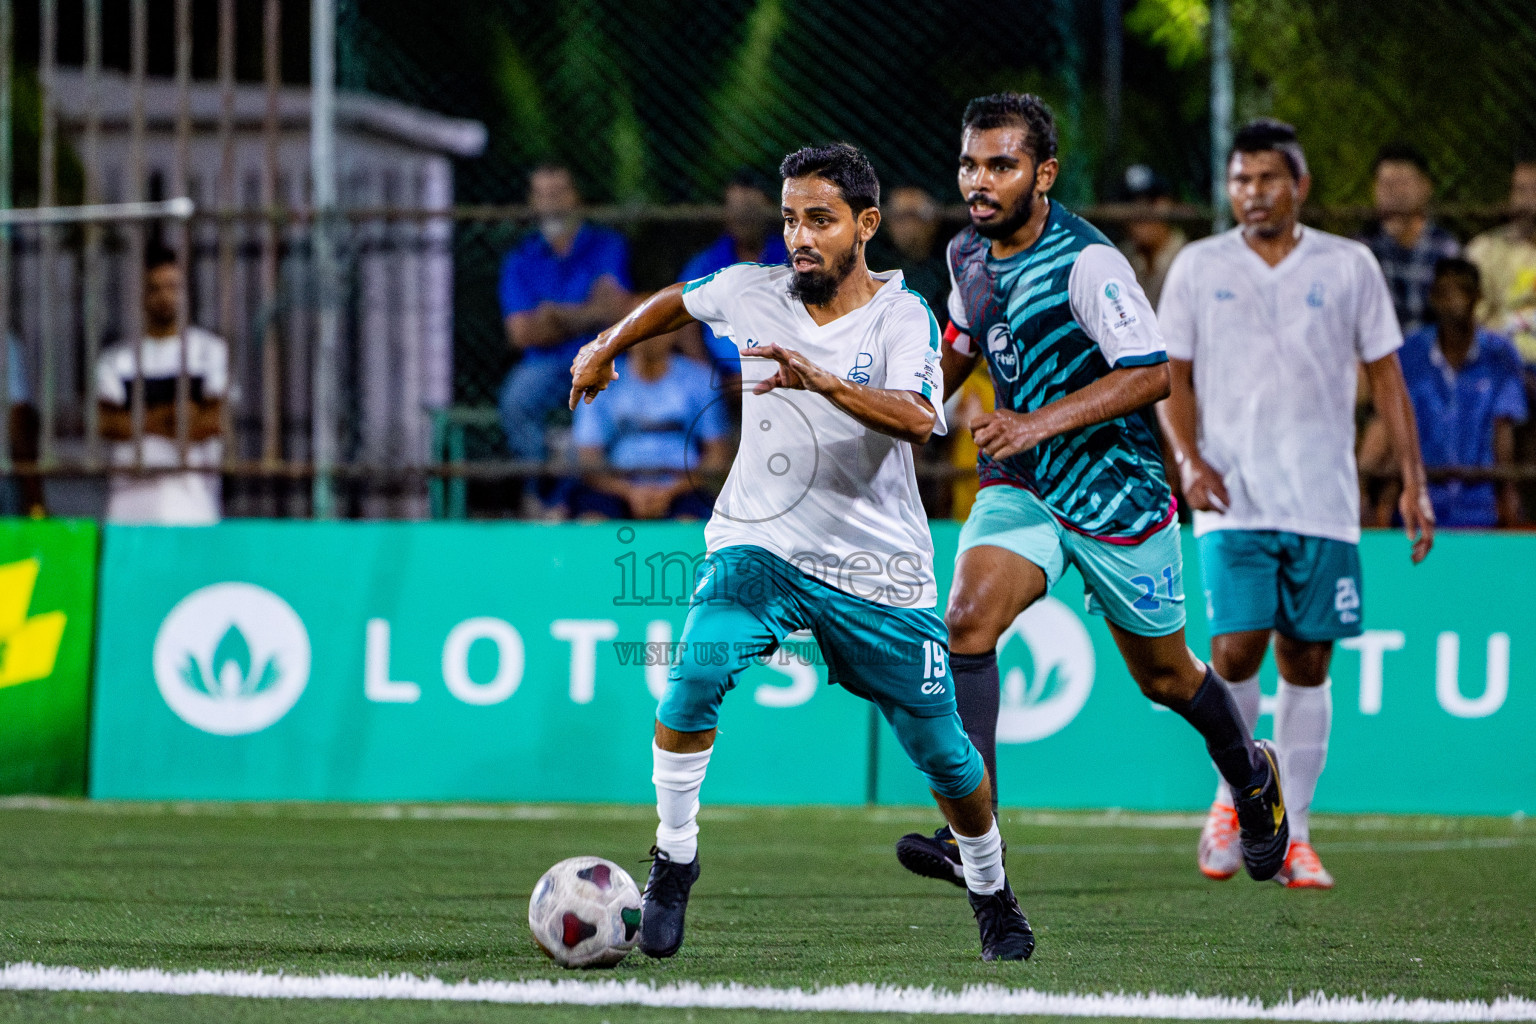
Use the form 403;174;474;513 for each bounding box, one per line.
498;163;633;466
1400;258;1528;527
677;169;787;382
570;328;730;520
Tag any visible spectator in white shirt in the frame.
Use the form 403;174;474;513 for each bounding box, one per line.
96;246;229;524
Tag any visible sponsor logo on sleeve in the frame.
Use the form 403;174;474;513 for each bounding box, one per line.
1103;278;1139;334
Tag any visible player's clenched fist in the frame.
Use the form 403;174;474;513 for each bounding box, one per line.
1178;454;1231;513
970;409;1051;460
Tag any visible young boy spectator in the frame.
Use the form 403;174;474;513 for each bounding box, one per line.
570;327;730;520
498;163;633;470
1398;258;1527;527
96;246;228;524
1358;144;1461;335
677;170;787;382
1467;159;1536;365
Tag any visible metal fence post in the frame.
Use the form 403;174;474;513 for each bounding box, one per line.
1210;0;1234;233
0;0;10;482
312;0;340;519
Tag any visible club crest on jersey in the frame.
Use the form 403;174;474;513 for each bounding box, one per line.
1307;282;1326;308
846;351;873;385
986;322;1020;383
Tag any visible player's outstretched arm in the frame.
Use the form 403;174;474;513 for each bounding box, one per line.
972;363;1170;462
569;283;696;409
750;343;937;444
1362;353;1435;563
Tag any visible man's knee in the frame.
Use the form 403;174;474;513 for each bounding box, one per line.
1273;635;1333;686
945;597;1011;654
1134;661;1202;705
656;655;732;733
894;709;984;799
1211;630;1270;681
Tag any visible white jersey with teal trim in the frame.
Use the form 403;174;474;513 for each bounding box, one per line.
681;262;946;608
1159;227;1402;544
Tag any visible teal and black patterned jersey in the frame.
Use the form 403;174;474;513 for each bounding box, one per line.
946;201;1174;541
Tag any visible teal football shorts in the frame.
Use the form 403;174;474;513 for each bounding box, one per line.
658;544;985;800
1196;529;1364;641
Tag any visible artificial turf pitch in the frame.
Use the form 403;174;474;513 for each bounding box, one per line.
0;801;1531;1023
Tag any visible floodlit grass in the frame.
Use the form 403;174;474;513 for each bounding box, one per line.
0;801;1531;1023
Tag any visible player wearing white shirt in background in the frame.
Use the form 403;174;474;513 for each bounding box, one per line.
569;144;1034;963
1158;119;1435;889
96;247;229;525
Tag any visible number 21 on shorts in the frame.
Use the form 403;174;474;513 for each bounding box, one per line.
1130;565;1177;610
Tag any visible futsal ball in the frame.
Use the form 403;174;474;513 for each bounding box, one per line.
528;856;644;968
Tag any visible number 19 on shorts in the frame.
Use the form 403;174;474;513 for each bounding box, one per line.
922;640;948;680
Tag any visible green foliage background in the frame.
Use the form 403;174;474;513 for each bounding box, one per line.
354;0;1535;210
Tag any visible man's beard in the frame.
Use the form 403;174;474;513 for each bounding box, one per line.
787;243;859;306
970;187;1036;240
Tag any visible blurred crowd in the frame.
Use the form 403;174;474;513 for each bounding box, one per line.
486;149;1536;531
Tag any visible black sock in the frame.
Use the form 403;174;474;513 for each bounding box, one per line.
1163;666;1262;792
951;650;1000;813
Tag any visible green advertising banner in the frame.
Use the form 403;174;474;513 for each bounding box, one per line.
0;518;98;795
91;522;867;803
91;522;1534;814
879;532;1536;817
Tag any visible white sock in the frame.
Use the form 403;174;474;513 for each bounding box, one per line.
652;742;711;863
953;819;1005;895
1214;674;1262;808
1274;678;1330;845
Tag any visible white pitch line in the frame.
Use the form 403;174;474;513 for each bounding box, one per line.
2;964;1534;1021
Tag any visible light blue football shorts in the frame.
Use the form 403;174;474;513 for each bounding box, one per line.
956;484;1186;637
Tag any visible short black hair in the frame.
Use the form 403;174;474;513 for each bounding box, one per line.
1374;142;1431;178
1433;256;1480;290
144;243;178;273
778;142;880;213
1231;118;1308;180
962;93;1058;166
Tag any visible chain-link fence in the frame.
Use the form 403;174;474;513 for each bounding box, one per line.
346;0;1536;409
5;0;1536;520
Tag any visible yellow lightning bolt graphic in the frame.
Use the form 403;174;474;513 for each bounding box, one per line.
0;558;66;690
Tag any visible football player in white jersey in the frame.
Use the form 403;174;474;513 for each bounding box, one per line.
570;143;1034;962
1158;119;1435;888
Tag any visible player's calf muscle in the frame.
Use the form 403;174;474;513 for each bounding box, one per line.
655;722;716;754
935;780;994;838
1112;626;1204;703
